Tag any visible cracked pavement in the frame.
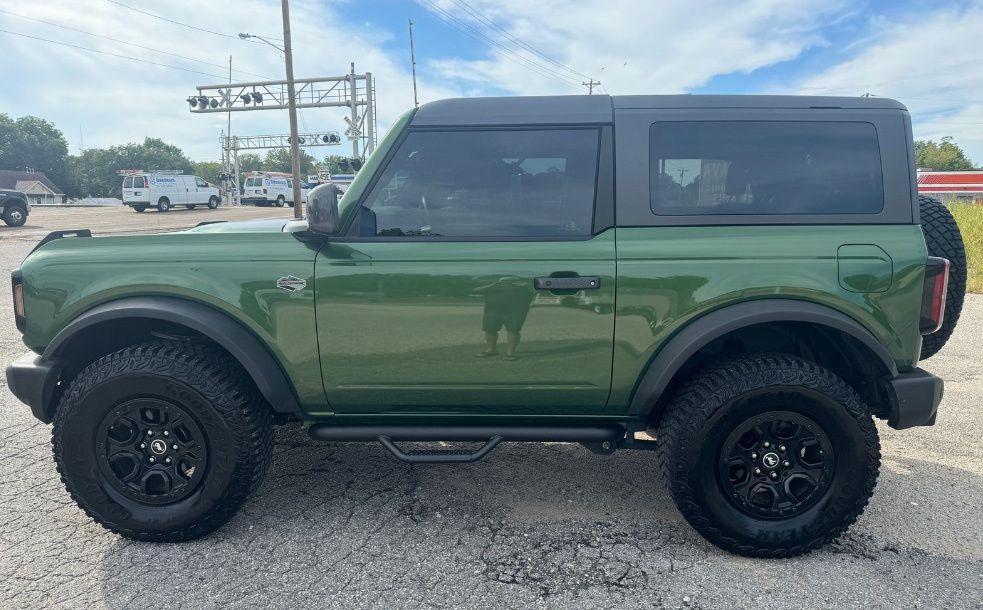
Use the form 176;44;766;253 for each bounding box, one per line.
2;209;982;608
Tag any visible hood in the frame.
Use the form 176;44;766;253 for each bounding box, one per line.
185;218;290;234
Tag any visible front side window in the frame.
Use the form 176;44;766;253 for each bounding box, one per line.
649;121;884;216
196;177;208;187
356;129;600;238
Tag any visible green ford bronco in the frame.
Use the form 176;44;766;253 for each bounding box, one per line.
6;95;967;557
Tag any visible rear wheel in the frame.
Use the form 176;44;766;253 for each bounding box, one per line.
133;205;147;213
185;204;196;210
919;195;966;359
208;196;220;209
157;198;171;212
2;203;27;227
275;195;285;207
52;340;272;541
656;353;880;558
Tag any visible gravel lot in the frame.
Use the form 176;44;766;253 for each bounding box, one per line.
1;207;981;608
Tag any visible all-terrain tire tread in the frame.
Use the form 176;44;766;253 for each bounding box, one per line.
654;353;880;558
918;195;966;359
52;339;272;542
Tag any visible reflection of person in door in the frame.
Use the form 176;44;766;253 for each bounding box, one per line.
473;276;535;361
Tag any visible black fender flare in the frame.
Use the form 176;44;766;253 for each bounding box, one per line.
627;299;899;419
42;296;304;417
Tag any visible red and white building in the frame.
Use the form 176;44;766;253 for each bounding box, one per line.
917;170;983;203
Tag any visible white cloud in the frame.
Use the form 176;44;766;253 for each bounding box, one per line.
0;0;460;160
789;5;983;163
425;0;851;95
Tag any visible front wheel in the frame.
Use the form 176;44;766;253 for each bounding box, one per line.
2;204;27;227
52;340;272;541
656;353;880;558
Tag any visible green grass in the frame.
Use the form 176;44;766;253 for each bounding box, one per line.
948;202;983;293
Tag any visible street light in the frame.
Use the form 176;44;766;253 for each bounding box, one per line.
240;7;303;220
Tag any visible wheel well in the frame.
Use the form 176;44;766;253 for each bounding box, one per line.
158;196;169;203
52;317;282;419
645;321;894;427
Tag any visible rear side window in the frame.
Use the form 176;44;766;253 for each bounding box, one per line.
357;129;600;238
649;121;884;216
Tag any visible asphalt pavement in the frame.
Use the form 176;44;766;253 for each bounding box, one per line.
1;207;981;608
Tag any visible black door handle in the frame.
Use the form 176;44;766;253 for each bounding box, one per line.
534;276;601;290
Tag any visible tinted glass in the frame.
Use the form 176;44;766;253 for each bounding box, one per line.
649;121;884;216
357;129;599;238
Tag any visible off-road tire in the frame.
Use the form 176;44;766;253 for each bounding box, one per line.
655;353;880;558
52;340;272;542
208;196;220;209
157;197;171;212
133;205;147;213
919;195;966;359
2;203;28;227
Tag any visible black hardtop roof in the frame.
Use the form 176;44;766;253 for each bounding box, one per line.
411;94;907;126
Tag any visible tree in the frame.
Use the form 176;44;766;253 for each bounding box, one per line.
915;137;976;170
0;113;71;191
263;148;317;175
193;161;223;185
237;153;264;174
69;137;195;198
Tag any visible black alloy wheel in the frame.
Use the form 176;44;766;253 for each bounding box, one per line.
718;411;834;519
96;397;208;505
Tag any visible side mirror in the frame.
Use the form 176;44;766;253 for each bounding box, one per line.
306;183;341;235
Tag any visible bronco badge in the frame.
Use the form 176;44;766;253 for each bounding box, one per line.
276;276;307;292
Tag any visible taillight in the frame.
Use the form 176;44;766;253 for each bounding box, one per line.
11;270;25;333
142;178;149;188
920;257;950;335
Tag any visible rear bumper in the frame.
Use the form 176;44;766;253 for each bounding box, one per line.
886;368;944;429
5;351;61;424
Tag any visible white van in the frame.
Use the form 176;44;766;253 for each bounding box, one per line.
241;172;310;207
121;172;221;213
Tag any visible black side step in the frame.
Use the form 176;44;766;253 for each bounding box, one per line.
308;424;626;464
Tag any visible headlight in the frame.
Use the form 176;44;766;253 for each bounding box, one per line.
11;270;25;332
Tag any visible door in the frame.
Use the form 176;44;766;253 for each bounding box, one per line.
194;176;209;203
315;126;616;415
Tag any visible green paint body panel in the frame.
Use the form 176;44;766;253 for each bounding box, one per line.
14;104;928;423
314;231;616;415
18;229;328;408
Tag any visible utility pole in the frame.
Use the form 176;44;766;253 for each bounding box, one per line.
280;0;304;219
582;79;601;95
409;19;419;108
225;55;238;206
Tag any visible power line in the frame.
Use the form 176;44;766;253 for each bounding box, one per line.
448;0;594;82
0;8;269;79
0;28;225;79
103;0;282;42
413;0;581;89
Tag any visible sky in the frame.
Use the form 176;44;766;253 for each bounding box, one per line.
0;0;981;164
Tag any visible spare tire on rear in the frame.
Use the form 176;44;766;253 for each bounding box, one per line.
919;195;966;359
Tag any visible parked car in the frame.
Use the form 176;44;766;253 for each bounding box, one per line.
241;172;308;207
0;189;29;227
121;172;220;212
5;95;966;557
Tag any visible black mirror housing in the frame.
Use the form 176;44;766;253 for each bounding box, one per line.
306;183;341;235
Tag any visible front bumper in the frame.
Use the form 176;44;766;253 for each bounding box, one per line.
886;368;944;429
5;351;62;424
